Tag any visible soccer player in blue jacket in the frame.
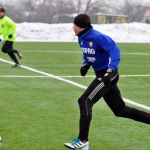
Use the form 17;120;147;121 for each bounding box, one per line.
64;14;150;150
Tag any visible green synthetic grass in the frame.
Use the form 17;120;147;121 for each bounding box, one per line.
0;42;149;150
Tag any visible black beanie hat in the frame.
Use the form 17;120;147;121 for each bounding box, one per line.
0;8;5;13
74;14;91;28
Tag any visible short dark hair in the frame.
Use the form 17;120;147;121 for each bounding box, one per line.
74;14;91;28
0;8;5;13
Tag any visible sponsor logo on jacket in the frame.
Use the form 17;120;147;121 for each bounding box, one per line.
87;57;96;62
89;41;93;47
81;47;95;54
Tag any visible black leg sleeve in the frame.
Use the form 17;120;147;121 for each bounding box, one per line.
78;78;110;141
103;85;150;124
8;53;19;64
78;71;120;141
1;41;19;64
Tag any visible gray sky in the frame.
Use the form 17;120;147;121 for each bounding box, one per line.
1;0;150;6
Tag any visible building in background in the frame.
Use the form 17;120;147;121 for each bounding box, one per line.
141;7;150;23
91;13;128;24
53;13;128;24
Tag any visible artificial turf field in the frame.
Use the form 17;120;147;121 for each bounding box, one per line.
0;42;149;150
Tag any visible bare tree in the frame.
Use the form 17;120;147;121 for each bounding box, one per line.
4;0;143;23
77;0;82;14
84;0;99;13
119;0;143;22
36;0;57;23
88;0;112;14
69;0;111;14
69;0;99;14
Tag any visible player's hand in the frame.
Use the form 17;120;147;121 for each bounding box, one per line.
80;65;90;76
102;69;118;86
8;34;13;38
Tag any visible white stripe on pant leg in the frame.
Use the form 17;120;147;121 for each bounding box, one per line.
88;82;104;100
86;99;89;116
88;83;104;100
85;82;104;116
90;82;104;99
88;82;104;99
111;73;119;81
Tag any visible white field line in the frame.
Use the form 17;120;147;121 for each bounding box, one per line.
23;50;150;55
0;75;49;78
23;50;82;53
0;58;86;89
0;58;149;111
0;75;150;78
60;75;150;78
123;98;150;110
122;52;150;55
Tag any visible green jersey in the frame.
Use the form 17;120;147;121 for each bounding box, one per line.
0;16;16;42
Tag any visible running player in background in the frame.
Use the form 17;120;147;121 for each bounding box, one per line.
0;7;22;67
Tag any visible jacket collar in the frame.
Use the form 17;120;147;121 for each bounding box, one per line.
78;26;93;38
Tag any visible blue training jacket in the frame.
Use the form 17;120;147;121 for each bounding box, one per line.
78;26;121;71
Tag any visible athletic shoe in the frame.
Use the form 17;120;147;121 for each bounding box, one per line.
17;50;22;59
12;64;21;68
64;138;89;150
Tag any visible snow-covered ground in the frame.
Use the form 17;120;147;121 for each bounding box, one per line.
16;23;150;43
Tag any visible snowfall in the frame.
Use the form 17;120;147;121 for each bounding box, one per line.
16;22;150;43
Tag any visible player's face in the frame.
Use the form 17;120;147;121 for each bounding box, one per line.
73;24;84;36
0;12;5;17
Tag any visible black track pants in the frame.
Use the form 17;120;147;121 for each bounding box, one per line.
78;72;150;141
1;41;19;64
